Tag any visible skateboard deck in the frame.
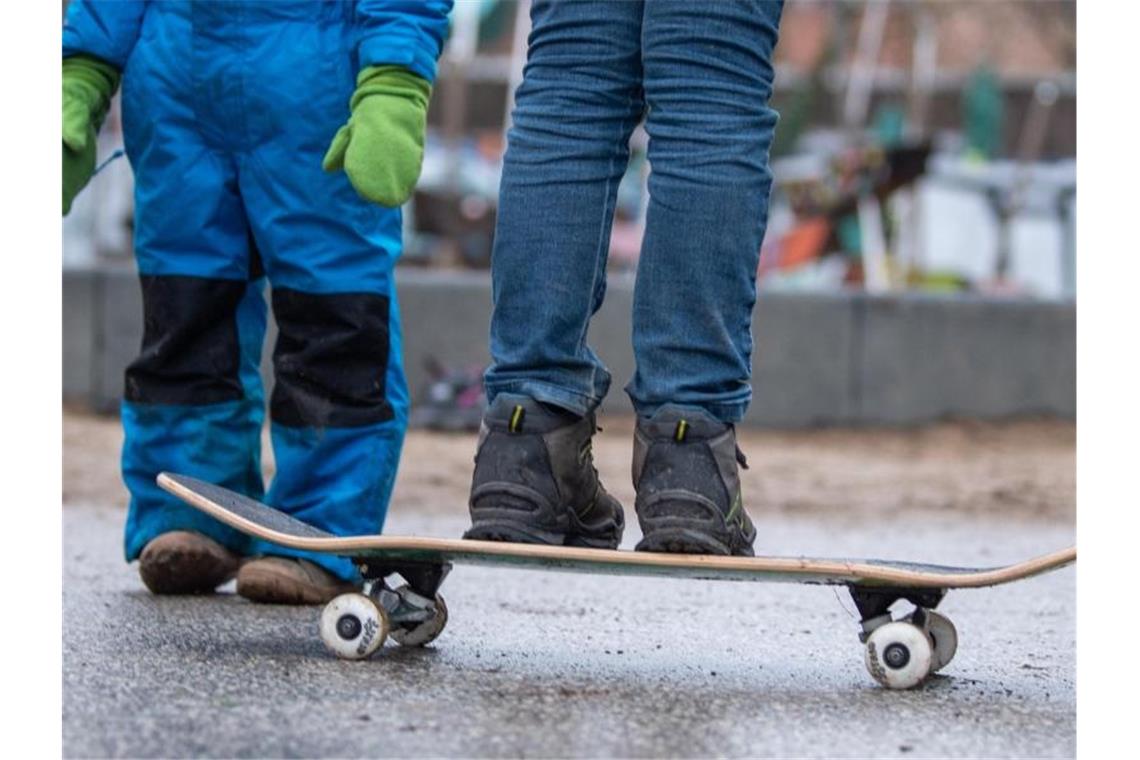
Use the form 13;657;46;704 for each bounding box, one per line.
157;472;1074;589
157;472;1075;689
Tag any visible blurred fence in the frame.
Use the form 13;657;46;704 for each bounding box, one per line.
61;0;1076;426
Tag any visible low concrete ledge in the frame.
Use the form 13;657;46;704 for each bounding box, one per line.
62;265;1075;426
854;294;1075;424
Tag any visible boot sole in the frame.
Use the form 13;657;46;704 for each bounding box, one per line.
635;528;754;557
564;533;622;550
463;520;566;546
464;519;624;549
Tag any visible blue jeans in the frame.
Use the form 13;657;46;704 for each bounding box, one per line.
485;0;783;423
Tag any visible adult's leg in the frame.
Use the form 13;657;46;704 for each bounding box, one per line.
630;0;783;422
483;0;646;416
465;0;645;547
629;0;783;555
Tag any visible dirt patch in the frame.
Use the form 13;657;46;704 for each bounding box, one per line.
63;408;1074;523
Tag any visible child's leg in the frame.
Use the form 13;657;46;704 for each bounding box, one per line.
120;144;266;568
235;28;409;584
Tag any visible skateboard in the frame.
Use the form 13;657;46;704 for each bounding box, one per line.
157;472;1076;689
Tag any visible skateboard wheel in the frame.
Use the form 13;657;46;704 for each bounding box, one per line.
319;593;389;660
390;587;449;647
923;610;958;673
864;621;933;689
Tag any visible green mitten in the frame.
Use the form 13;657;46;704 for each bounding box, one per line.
322;65;431;208
62;55;120;216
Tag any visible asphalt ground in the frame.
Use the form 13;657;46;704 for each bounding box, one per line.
62;412;1075;758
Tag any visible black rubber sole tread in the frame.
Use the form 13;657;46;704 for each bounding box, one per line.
635;528;754;557
464;521;622;550
463;521;566;546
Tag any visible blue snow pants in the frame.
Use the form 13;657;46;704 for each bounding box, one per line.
64;1;451;581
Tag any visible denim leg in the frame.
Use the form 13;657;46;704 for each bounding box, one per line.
629;0;783;423
484;0;646;416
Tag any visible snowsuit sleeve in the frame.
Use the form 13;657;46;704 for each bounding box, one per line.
62;0;148;69
355;0;453;83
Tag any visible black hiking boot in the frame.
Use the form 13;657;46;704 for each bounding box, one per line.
464;395;624;548
633;405;756;556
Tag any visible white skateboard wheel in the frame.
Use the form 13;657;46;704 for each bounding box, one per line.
924;610;959;673
864;621;933;689
319;593;389;660
390;587;449;647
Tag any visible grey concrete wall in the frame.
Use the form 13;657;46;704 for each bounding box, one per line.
62;268;98;401
853;295;1076;423
62;265;1075;426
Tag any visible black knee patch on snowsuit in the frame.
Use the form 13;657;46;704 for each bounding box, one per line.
270;288;393;429
124;275;249;405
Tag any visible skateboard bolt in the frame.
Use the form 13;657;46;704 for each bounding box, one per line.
883;643;911;669
337;614;363;641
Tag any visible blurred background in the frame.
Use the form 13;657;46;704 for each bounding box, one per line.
62;0;1076;430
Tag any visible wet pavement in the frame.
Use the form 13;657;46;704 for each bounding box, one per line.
63;503;1074;758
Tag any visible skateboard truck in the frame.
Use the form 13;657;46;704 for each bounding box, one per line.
313;559;454;661
847;585;956;689
848;586;946;640
358;560;452;628
357;559;452;599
